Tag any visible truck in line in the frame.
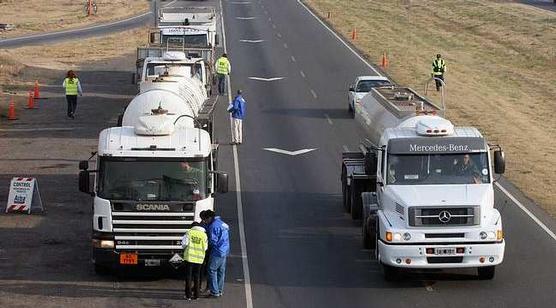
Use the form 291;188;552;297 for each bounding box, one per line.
341;84;506;280
78;50;227;272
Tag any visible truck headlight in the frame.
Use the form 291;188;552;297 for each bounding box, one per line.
92;239;114;249
480;231;496;240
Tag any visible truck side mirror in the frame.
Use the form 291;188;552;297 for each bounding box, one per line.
494;150;505;174
79;170;93;195
215;34;219;46
349;86;355;92
217;173;229;193
79;160;89;170
150;32;156;44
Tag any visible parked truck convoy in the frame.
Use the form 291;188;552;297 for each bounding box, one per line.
342;84;506;280
78;6;226;273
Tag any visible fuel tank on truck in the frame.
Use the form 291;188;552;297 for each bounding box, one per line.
123;75;208;128
354;86;446;145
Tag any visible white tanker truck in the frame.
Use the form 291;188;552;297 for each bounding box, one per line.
341;83;506;280
78;51;227;273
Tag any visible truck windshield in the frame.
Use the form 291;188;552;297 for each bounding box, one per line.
164;35;208;47
386;153;490;185
356;80;392;92
98;158;209;201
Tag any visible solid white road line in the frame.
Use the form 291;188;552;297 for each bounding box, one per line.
219;0;254;307
296;0;381;76
495;182;556;241
297;0;556;241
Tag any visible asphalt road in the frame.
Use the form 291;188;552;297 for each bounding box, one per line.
0;0;554;307
220;0;556;307
521;0;556;12
0;0;183;48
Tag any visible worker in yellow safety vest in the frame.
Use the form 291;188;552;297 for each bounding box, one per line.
431;54;446;91
62;70;83;119
215;53;231;95
181;221;208;300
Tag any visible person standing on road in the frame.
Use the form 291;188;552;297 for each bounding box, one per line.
431;54;446;91
215;53;231;95
181;221;208;301
228;90;246;145
200;210;230;298
62;70;83;119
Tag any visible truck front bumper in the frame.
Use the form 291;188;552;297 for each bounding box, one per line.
378;240;505;268
92;248;180;268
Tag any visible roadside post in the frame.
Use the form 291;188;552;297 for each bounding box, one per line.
5;177;44;214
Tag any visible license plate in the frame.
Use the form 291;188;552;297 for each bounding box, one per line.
145;259;161;267
119;252;138;265
434;247;456;255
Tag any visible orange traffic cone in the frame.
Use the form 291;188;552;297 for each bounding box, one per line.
381;52;389;69
33;80;40;99
351;28;357;40
26;91;36;109
7;97;17;120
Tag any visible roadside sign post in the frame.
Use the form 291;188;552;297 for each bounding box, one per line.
5;177;44;214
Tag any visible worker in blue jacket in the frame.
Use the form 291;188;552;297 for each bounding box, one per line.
228;89;246;145
200;210;230;298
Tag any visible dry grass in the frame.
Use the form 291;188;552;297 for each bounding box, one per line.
306;0;556;216
0;0;149;38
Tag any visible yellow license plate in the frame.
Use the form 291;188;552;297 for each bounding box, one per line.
119;252;138;265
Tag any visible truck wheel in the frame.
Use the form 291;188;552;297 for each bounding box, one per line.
477;266;495;280
382;263;399;282
94;263;111;275
341;167;351;213
363;216;377;250
350;182;362;220
348;102;355;118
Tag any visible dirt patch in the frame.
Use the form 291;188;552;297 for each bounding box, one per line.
305;0;556;217
0;27;147;121
0;0;150;39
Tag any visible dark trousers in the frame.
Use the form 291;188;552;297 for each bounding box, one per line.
66;95;78;117
434;75;444;91
217;74;226;94
185;261;202;299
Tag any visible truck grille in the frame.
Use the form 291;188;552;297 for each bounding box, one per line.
408;206;479;227
111;202;195;251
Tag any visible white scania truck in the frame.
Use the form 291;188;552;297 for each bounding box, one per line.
341;85;506;280
78;51;227;273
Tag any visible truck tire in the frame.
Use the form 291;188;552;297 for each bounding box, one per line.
341;167;351;213
362;215;377;250
350;181;362;220
94;263;111;275
382;263;399;282
348;101;354;118
477;266;495;280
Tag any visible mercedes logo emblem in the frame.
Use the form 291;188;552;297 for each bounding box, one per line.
438;210;452;223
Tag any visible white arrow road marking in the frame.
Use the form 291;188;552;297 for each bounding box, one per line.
240;39;265;43
248;77;285;82
236;17;256;20
263;148;318;156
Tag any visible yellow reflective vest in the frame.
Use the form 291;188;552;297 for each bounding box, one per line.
216;57;231;75
183;227;208;264
64;78;79;95
432;59;446;76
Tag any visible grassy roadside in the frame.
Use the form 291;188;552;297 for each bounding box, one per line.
0;0;150;39
305;0;556;217
0;27;148;113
